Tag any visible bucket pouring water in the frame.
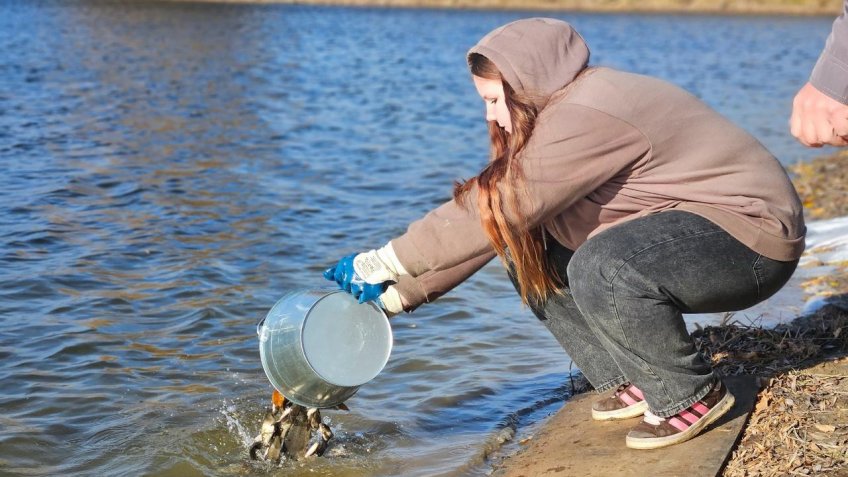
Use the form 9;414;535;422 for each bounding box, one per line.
257;289;393;408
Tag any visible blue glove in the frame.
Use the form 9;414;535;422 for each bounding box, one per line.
323;253;392;304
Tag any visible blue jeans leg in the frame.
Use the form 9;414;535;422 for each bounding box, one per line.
566;211;797;417
507;242;628;393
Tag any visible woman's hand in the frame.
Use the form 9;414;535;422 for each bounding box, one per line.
322;251;398;304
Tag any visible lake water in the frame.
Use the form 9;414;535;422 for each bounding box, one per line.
0;2;835;476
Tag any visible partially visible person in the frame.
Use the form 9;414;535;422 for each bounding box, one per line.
791;0;848;147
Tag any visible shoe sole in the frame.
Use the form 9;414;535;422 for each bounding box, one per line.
592;400;649;421
625;390;736;450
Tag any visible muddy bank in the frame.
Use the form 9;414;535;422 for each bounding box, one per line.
158;0;842;16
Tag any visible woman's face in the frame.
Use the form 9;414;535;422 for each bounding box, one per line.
473;76;512;134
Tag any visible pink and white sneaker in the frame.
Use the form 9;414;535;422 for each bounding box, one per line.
591;382;649;421
625;380;735;450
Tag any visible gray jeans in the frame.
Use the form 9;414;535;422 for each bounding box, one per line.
509;211;798;417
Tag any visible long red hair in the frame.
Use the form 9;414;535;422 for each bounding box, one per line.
454;53;561;305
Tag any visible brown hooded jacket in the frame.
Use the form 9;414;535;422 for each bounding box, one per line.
391;18;805;311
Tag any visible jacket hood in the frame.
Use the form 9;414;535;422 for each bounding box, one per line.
467;18;590;111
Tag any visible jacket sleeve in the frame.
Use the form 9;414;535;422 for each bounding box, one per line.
393;249;497;311
391;102;650;278
811;0;848;103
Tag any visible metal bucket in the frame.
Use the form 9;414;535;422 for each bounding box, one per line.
257;289;392;408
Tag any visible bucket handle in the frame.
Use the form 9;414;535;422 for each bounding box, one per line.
256;314;266;336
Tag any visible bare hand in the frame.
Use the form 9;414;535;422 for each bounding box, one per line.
789;83;848;147
790;82;848;147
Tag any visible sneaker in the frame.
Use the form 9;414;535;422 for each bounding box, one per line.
625;380;735;450
591;382;649;421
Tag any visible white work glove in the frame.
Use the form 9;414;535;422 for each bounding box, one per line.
377;285;406;317
324;243;408;308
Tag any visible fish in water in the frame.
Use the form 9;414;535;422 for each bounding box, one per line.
249;389;347;462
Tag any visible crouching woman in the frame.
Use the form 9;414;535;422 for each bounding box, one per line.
325;18;805;449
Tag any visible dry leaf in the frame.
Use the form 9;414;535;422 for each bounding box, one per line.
813;423;836;433
755;396;771;413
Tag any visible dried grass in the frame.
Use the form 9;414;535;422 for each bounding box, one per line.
790;152;848;221
691;302;848;476
723;371;848;476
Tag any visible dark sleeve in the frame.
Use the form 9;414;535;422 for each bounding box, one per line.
811;0;848;103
